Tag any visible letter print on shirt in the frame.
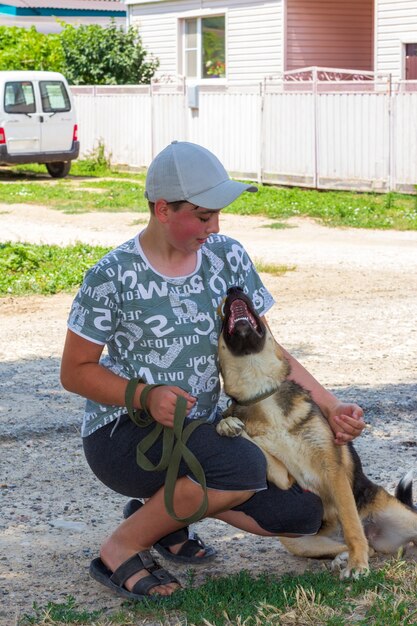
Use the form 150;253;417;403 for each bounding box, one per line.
68;233;275;435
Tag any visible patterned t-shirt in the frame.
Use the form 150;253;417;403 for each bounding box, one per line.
67;232;275;436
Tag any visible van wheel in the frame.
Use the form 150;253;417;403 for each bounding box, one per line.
46;161;71;178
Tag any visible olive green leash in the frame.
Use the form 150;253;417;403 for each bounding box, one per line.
124;378;208;525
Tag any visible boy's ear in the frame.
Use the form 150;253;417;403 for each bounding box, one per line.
154;199;170;222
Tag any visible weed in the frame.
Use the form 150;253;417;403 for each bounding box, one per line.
21;595;103;624
254;258;295;277
384;192;395;211
76;140;113;176
0;242;111;296
264;221;296;229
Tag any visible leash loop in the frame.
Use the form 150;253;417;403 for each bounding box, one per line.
124;378;208;525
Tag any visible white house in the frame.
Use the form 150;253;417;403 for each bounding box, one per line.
376;0;417;80
123;0;417;83
0;0;126;34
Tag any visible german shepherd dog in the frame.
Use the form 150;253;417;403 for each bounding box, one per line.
217;286;417;579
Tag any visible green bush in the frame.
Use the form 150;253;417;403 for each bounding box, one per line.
0;25;64;72
0;242;111;295
0;22;158;85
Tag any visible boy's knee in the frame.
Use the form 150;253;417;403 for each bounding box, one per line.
291;490;323;535
233;484;324;535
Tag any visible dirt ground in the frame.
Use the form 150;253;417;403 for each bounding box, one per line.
1;202;417;625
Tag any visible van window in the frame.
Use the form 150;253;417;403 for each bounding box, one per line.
4;82;36;114
40;81;71;113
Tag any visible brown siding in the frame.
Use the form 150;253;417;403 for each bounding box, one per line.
406;56;417;80
286;0;374;72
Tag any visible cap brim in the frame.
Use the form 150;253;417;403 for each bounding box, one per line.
187;180;257;210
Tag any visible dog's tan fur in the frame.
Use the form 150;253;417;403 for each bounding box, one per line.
217;315;417;578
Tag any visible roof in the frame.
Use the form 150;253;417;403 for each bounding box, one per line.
0;70;69;81
0;0;126;12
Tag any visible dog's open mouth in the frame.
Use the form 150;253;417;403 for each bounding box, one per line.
221;287;266;356
228;299;262;336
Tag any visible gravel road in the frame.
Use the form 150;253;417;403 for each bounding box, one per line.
1;203;417;625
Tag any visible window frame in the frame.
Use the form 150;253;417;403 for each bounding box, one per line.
4;81;36;115
180;13;227;83
39;80;71;113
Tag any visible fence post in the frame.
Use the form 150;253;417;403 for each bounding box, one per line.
312;67;319;189
150;81;155;161
387;74;394;192
258;79;265;184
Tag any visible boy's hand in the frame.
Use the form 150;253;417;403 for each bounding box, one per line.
327;402;365;446
147;386;196;427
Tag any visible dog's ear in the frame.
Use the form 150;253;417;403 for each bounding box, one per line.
272;339;291;378
273;342;285;360
270;332;285;360
217;335;229;369
217;297;227;320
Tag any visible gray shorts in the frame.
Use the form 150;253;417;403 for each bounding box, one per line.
83;413;323;535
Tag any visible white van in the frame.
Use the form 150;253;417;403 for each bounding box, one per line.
0;70;79;178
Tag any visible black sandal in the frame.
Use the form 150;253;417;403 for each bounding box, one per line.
89;550;179;600
123;499;217;564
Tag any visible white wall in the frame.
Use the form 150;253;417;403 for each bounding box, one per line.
128;0;417;82
376;0;417;79
128;0;283;83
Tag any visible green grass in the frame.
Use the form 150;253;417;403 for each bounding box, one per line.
227;184;417;230
0;242;112;295
1;162;417;229
0;176;147;214
0;243;292;296
254;257;296;277
9;160;144;180
19;560;417;625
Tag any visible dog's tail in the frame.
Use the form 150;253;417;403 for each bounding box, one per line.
395;470;416;510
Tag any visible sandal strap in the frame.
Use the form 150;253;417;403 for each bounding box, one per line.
157;527;189;548
110;551;178;590
110;551;154;587
175;533;206;558
130;573;165;596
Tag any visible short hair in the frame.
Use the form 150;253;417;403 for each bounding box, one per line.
148;200;186;215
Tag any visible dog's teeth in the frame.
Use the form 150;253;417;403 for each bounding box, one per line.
227;298;260;334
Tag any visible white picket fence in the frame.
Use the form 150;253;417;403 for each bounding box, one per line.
71;75;417;193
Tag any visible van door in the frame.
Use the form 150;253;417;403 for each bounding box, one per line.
39;80;75;152
3;81;41;154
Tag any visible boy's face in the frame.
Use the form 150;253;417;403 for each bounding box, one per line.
165;202;220;252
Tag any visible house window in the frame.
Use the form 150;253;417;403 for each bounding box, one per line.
184;16;225;79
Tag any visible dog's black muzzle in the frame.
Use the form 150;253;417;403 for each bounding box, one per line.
221;286;266;356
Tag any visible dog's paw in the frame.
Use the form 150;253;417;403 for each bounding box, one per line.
216;416;244;437
330;552;349;572
331;553;369;579
339;564;370;580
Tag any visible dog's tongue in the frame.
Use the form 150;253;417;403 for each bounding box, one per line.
228;299;257;334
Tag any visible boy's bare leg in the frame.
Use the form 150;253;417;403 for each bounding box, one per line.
100;476;254;596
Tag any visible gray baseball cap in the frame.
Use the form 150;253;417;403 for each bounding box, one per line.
145;141;257;209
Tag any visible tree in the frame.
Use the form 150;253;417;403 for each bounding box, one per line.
0;22;158;85
0;26;64;72
59;22;159;85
